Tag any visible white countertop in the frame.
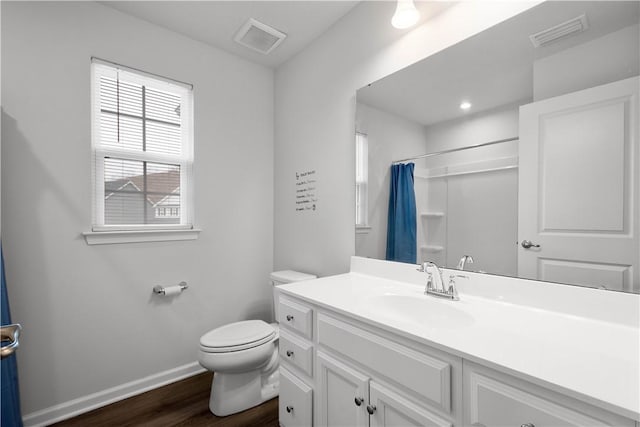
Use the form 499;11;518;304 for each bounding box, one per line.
278;257;640;421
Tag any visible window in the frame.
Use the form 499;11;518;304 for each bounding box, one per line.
355;132;369;229
90;59;194;234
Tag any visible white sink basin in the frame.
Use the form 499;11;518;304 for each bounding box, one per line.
359;294;475;329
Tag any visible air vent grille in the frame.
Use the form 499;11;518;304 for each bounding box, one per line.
234;18;287;55
530;14;589;48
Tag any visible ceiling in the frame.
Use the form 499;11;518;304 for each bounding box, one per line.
100;1;453;69
357;1;640;126
101;1;359;68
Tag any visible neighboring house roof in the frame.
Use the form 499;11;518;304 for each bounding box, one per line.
105;170;180;206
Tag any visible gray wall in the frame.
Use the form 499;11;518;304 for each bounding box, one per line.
1;1;273;417
273;1;539;277
355;103;427;260
0;0;541;420
418;105;520;275
534;24;640;101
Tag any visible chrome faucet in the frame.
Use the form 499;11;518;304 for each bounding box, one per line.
417;261;459;300
456;255;474;270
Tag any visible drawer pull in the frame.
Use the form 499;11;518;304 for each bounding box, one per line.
521;424;535;427
354;397;364;406
366;405;376;415
286;350;294;357
286;405;294;413
286;314;294;321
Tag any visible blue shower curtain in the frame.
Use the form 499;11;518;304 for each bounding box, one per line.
385;163;417;264
1;246;24;427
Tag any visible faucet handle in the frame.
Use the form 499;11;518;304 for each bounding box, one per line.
417;261;435;272
447;275;461;300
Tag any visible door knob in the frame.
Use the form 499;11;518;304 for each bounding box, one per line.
366;404;376;415
286;350;294;357
286;405;294;413
521;240;541;249
354;397;364;406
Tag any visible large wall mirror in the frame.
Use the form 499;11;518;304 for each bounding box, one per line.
355;1;639;293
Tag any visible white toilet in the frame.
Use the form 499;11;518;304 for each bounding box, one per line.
198;270;316;416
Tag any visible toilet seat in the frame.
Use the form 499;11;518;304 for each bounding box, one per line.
200;320;276;353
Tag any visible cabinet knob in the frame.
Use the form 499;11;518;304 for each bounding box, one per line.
366;405;376;415
354;397;364;406
286;350;294;357
286;405;294;413
286;314;294;321
521;424;535;427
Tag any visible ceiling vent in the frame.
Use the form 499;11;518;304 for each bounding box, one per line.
529;14;589;48
234;18;287;55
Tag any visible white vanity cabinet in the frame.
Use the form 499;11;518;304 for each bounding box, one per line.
277;291;638;427
277;292;463;426
463;361;635;427
317;351;452;427
316;312;461;426
278;296;315;427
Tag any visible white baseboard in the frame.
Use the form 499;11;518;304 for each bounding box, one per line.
22;361;207;427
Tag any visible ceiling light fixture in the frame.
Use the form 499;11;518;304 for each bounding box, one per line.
391;0;420;29
460;101;472;110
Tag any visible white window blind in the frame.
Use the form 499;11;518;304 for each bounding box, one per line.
91;59;194;231
355;132;368;227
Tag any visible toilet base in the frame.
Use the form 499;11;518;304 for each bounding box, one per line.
209;347;280;417
209;357;279;416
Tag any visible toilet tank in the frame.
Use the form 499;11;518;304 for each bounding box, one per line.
270;270;316;321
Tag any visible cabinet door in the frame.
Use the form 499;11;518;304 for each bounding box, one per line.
464;362;634;427
280;367;313;427
317;351;369;427
369;382;452;427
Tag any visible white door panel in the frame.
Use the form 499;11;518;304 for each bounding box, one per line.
317;351;369;427
519;76;639;292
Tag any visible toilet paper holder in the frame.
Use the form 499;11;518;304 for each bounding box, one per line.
153;281;188;295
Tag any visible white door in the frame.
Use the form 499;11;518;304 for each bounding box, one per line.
369;382;451;427
317;351;370;427
518;76;639;292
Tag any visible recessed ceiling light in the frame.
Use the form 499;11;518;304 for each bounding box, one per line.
460;101;472;110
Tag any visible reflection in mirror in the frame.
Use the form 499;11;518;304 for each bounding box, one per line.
355;1;639;293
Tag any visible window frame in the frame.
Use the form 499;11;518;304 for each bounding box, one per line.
355;131;370;231
86;58;199;244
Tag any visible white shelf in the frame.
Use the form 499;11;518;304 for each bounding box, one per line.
420;245;444;253
420;212;445;218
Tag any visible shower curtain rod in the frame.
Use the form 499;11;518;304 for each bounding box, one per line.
392;136;518;165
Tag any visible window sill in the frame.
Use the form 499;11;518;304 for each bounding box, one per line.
355;226;372;234
83;228;202;245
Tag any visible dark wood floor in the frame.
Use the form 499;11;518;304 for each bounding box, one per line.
51;372;279;427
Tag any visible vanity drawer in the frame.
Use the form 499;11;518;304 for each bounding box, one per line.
463;362;635;427
279;328;314;377
278;297;313;339
317;313;453;414
279;366;313;427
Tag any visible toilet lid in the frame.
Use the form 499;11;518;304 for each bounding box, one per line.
200;320;276;353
